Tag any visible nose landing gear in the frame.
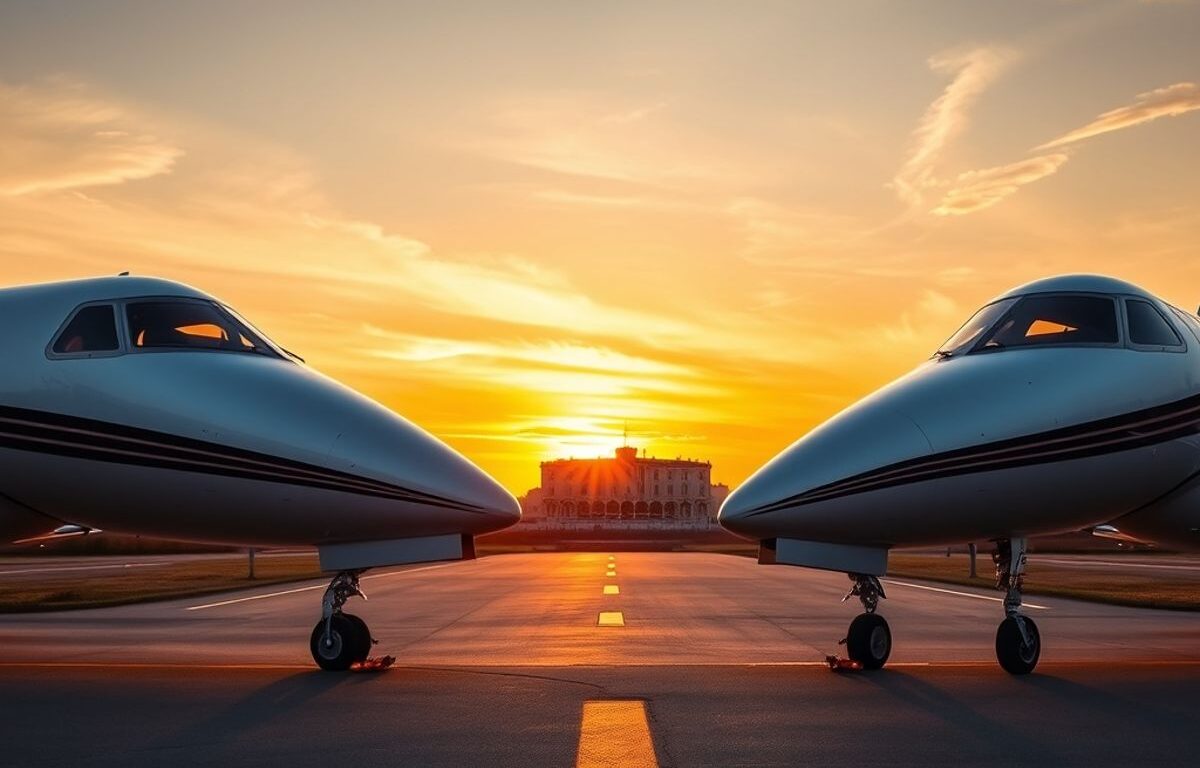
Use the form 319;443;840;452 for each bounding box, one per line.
310;570;375;671
841;573;891;670
993;538;1040;675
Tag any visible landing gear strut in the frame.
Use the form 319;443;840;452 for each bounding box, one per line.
310;570;374;671
841;573;891;669
993;538;1040;675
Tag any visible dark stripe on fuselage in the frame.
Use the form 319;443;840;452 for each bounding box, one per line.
743;391;1200;517
0;405;489;515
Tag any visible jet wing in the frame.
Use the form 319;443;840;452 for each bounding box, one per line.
12;524;101;545
1089;524;1155;546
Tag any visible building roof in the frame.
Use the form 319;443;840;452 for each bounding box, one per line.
541;446;711;468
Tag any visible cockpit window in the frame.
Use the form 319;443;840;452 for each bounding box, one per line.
126;301;280;357
1126;299;1183;347
52;304;119;354
1168;305;1200;344
935;298;1017;357
976;295;1118;351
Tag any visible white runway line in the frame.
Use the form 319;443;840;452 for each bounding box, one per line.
185;561;463;611
1035;557;1200;572
882;579;1051;610
0;562;167;577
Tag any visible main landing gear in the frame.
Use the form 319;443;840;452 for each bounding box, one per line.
993;537;1040;675
310;570;375;671
841;573;891;670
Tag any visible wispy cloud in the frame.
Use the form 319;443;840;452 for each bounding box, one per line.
362;327;697;379
1036;82;1200;149
0;80;182;196
892;47;1015;208
532;188;693;211
933;153;1069;215
461;93;739;187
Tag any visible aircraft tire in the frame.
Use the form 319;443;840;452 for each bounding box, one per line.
846;613;891;670
310;614;362;671
342;613;373;662
995;616;1040;675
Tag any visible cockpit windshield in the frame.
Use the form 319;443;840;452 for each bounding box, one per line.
935;298;1016;357
126;300;283;358
936;294;1120;357
977;295;1117;350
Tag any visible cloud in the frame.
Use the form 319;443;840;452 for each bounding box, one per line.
1036;82;1200;149
362;327;697;379
892;47;1015;208
461;93;737;186
0;81;183;195
931;80;1200;216
532;188;694;211
932;153;1069;215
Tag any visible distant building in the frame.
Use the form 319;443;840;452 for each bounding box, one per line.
517;446;730;530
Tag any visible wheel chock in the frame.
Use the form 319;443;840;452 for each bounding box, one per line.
350;655;396;672
825;654;863;671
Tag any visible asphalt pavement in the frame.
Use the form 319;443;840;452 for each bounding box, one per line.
1;552;1197;766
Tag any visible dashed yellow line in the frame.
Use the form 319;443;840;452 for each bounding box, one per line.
597;611;625;627
575;701;658;768
606;570;616;577
603;585;620;595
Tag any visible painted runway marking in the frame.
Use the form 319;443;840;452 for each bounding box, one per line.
575;700;658;768
597;611;625;627
5;660;1200;671
0;562;167;577
1035;557;1200;572
184;562;462;611
605;570;616;577
603;585;620;595
882;579;1050;610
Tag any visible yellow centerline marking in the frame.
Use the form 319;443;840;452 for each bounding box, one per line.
605;570;616;577
603;585;620;595
597;611;625;627
184;562;462;611
575;701;658;768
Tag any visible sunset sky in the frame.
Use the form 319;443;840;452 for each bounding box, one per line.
2;1;1198;494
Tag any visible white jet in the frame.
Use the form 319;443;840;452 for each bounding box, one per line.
0;275;520;670
719;274;1200;674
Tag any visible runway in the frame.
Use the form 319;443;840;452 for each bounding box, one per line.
1;552;1198;766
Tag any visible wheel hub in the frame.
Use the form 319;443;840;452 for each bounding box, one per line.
318;630;343;660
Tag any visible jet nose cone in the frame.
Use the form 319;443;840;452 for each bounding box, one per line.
469;470;522;524
388;436;522;531
719;404;932;541
319;388;521;533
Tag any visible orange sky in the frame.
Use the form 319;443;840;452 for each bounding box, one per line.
2;2;1199;494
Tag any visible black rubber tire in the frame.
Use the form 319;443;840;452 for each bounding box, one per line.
342;613;373;662
310;614;361;671
846;613;891;670
995;616;1040;675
